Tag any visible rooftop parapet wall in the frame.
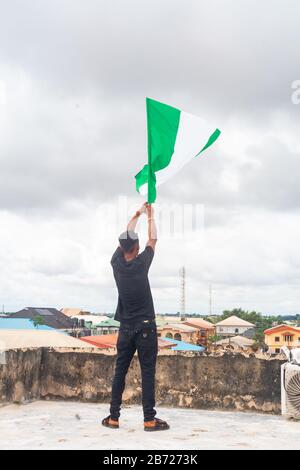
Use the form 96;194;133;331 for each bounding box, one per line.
0;348;285;413
0;349;42;403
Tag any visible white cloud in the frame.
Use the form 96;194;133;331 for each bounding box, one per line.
0;0;300;314
1;203;300;315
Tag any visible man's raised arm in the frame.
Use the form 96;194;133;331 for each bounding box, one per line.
127;203;147;232
146;204;157;251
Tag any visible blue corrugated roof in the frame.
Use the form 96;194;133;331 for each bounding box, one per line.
162;337;205;351
0;318;55;331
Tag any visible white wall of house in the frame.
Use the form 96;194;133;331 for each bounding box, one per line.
216;326;254;337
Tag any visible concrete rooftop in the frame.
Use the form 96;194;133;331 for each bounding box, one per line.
0;401;300;450
0;329;97;350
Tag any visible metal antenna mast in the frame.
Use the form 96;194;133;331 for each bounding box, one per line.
180;266;186;318
209;283;212;316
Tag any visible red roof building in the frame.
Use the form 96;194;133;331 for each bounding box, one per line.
80;334;175;350
183;318;216;346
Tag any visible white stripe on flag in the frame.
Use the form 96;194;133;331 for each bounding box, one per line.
139;111;216;196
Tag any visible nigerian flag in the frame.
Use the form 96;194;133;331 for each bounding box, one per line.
135;98;221;203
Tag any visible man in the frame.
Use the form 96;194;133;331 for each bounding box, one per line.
102;203;169;432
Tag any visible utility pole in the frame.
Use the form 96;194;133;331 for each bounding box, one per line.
209;283;212;316
180;266;186;318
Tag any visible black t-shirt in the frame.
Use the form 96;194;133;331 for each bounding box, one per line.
111;245;155;323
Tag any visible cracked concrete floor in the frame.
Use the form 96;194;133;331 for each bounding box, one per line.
0;401;300;450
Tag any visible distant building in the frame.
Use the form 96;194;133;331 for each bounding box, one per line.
215;335;255;350
10;307;75;330
61;308;91;317
0;318;55;331
242;328;256;340
162;338;205;352
183;318;216;347
216;316;255;338
72;315;109;328
94;319;120;335
264;324;300;354
80;334;118;349
80;334;176;350
157;338;177;350
158;315;183;323
0;329;95;350
157;323;198;344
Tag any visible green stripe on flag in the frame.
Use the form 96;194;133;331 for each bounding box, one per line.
136;98;180;203
196;128;221;156
135;98;221;203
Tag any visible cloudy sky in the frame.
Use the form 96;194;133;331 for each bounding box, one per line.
0;0;300;315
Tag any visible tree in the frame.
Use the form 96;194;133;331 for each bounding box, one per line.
31;315;45;329
207;334;221;346
207;308;284;346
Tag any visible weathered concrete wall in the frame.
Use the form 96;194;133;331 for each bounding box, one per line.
0;349;42;403
0;348;285;413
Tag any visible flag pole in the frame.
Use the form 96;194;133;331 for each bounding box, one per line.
146;97;151;204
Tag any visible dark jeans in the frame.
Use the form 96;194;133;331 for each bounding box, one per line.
110;320;158;422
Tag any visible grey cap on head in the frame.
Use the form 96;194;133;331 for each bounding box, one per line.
119;230;139;252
